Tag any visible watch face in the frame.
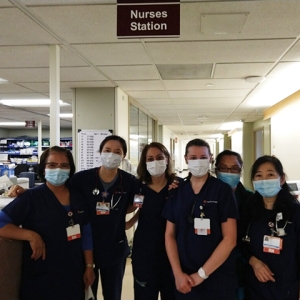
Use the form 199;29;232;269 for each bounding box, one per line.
198;267;208;279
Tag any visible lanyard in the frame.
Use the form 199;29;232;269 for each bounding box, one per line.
187;175;210;224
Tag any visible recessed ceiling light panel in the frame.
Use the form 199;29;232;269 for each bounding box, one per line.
0;99;70;107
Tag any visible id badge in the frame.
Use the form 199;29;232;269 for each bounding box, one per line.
133;194;144;208
96;202;110;215
66;224;81;241
194;218;211;235
263;235;283;254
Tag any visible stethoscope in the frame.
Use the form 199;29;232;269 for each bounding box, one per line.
243;212;290;242
92;168;123;210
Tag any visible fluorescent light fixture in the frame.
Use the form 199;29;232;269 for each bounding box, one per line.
197;115;210;120
0;99;70;107
59;113;73;118
47;113;73;118
209;133;223;139
0;122;26;126
219;121;243;131
130;134;139;140
245;76;265;83
0;78;8;83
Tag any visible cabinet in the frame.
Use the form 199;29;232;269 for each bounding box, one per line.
0;136;72;162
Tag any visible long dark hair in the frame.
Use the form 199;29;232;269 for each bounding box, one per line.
136;142;175;184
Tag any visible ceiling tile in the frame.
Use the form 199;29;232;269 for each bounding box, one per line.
116;80;164;91
73;43;152;66
0;8;59;45
214;63;274;79
0;45;88;68
126;90;169;99
157;64;213;80
169;89;250;98
99;65;159;81
145;40;294;64
135;98;172;105
171;97;244;105
200;13;249;35
164;79;257;90
30;5;119;43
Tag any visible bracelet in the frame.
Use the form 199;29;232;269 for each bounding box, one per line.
198;267;209;279
86;263;95;268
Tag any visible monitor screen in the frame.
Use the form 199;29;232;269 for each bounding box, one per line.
287;183;298;192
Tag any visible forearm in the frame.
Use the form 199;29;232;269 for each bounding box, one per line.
202;234;236;276
0;223;35;242
125;209;139;230
201;218;237;276
83;250;94;266
165;233;183;276
127;204;137;214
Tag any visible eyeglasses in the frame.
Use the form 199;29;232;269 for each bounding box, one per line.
216;166;241;173
46;162;70;169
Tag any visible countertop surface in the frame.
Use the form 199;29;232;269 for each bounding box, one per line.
0;197;14;209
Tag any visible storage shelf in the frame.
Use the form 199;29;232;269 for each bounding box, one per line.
0;136;72;158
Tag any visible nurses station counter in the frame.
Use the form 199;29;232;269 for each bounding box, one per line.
0;193;22;299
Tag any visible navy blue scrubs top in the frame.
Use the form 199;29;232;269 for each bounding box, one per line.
131;181;172;281
2;184;89;300
162;175;239;290
245;203;300;298
70;168;137;268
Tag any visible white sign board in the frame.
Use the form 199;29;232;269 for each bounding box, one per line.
77;129;112;171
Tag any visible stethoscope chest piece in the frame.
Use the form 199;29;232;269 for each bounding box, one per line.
93;188;100;195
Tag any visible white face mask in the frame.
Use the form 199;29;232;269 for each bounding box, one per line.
188;159;210;177
100;152;122;169
146;160;167;177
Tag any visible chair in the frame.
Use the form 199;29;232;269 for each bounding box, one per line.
19;172;35;188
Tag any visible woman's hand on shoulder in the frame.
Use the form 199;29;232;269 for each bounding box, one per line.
168;179;180;191
7;185;25;197
249;256;275;282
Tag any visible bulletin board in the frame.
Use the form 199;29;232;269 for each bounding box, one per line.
77;129;112;171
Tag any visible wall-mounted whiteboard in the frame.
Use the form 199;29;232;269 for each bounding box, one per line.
77;129;112;171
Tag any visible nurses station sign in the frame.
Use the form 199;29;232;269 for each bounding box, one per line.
117;0;180;38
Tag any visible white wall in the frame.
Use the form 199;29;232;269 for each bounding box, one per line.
115;87;129;145
230;130;243;155
0;129;9;138
271;100;300;180
162;126;176;153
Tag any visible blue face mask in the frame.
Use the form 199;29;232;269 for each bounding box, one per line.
45;169;70;186
217;172;240;189
253;178;281;198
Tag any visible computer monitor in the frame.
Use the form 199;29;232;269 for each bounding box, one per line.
14;164;39;181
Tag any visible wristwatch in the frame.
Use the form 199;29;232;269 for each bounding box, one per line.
198;267;209;279
86;263;95;268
